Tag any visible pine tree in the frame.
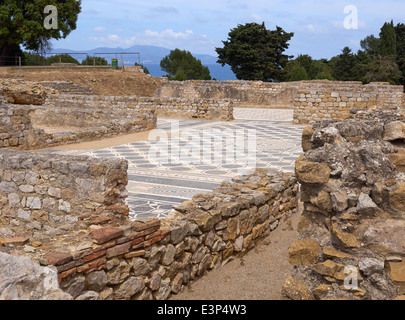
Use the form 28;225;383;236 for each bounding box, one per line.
380;20;397;57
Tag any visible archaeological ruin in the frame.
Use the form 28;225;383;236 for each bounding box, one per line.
0;74;405;300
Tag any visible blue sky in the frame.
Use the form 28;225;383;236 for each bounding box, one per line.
52;0;405;60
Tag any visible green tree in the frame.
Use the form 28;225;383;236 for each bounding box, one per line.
360;35;381;57
289;64;309;81
331;47;358;81
22;52;48;66
216;22;294;82
47;54;79;65
0;0;81;62
379;20;397;57
81;56;108;66
395;23;405;87
160;49;211;81
362;56;402;84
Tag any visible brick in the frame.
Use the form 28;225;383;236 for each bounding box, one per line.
92;239;116;252
143;225;161;237
89;216;111;225
57;260;83;273
44;252;73;266
0;237;29;246
91;227;124;244
124;250;145;259
145;230;161;240
131;237;144;247
88;257;106;269
105;205;129;216
131;219;160;232
58;267;77;283
106;242;131;258
83;249;106;263
129;231;145;240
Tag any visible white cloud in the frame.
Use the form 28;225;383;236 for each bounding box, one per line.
94;26;105;32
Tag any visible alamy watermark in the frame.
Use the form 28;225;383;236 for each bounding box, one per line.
147;121;257;175
344;265;359;290
44;5;58;30
343;5;359;30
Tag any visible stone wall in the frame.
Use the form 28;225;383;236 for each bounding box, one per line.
45;94;234;121
40;81;93;95
283;108;405;300
154;80;299;108
0;99;157;150
293;81;404;124
0;149;129;246
0;164;298;300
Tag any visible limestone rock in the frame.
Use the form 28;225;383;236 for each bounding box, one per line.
0;252;72;300
0;79;56;105
288;239;321;266
295;155;331;184
332;224;360;248
359;258;385;276
389;183;405;212
389;261;405;294
383;121;405;141
356;192;378;215
302;126;314;152
387;148;405;172
282;274;314;300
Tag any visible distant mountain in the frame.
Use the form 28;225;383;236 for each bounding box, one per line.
50;45;236;80
51;45;218;65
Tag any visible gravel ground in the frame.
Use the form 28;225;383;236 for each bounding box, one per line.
170;206;302;300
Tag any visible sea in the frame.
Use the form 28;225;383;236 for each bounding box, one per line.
144;63;237;81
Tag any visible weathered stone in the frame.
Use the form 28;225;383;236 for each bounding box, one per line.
389;183;405;212
114;276;144;300
322;246;352;259
295;155;331;184
359;258;384;276
171;273;184;294
332;224;360;248
383;121;405;141
282;274;314;300
288;239;321;266
132;257;150;276
356;192;378;215
0;252;72;300
85;271;108;292
389;261;405;294
387;148;405;172
302;126;314;152
310;190;332;211
91;227;124;244
330;189;348;212
154;278;171;300
160;244;176;266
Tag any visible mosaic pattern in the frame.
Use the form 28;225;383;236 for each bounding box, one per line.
47;108;304;219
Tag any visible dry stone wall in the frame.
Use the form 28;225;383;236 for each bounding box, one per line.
0;165;298;300
283;108;405;300
293;81;404;124
0;149;129;240
154;80;299;108
45;94;234;121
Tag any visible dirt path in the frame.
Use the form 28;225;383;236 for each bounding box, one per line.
170;206;302;300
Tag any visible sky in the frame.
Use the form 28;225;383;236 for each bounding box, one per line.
52;0;405;60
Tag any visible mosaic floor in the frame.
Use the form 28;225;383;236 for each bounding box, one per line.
46;108;304;219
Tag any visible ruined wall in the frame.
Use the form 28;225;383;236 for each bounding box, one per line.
0;100;157;150
0;164;298;300
154;80;299;108
40;81;93;95
283;108;405;300
0;149;129;246
293;81;404;124
45;94;234;121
